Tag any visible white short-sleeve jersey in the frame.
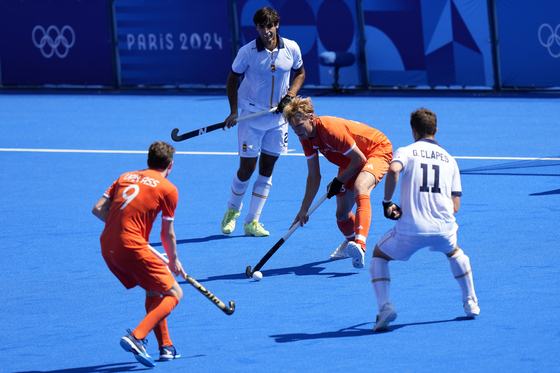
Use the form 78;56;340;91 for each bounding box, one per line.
392;138;462;236
232;35;303;113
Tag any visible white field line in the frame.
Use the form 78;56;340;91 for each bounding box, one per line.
0;148;559;161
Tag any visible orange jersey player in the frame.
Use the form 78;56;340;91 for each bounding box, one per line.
92;141;186;368
283;97;393;269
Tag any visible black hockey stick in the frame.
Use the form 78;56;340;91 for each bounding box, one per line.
171;107;277;142
148;245;235;315
245;193;328;278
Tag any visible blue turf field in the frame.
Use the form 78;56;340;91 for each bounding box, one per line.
1;93;560;372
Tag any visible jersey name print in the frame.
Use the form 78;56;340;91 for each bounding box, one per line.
100;168;178;260
392;138;461;236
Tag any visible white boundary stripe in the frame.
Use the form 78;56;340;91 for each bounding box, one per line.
0;148;559;161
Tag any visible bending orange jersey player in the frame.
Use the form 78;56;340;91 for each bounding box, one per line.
283;97;393;269
92;141;186;368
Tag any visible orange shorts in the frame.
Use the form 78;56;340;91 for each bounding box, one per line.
103;253;175;293
338;153;391;197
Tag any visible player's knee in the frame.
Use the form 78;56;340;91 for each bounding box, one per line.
167;282;183;300
335;211;352;221
446;246;462;258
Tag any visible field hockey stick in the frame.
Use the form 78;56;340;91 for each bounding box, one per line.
171;107;278;142
148;245;235;315
245;192;329;278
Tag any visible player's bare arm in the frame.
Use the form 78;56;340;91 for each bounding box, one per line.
452;195;460;214
383;162;403;219
224;71;240;129
289;67;306;95
161;219;187;279
336;146;367;184
92;196;112;223
293;155;321;227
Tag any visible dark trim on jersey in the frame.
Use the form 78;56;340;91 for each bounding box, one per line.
452;191;462;196
416;138;440;147
255;34;286;52
231;67;243;77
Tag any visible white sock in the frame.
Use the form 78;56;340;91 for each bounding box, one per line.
245;174;272;224
227;174;250;211
448;249;477;303
369;257;391;311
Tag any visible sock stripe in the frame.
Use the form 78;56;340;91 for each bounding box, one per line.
372;278;390;283
454;269;472;279
252;192;267;199
231;188;245;197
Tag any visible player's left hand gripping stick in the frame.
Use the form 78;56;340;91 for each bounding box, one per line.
245;193;328;279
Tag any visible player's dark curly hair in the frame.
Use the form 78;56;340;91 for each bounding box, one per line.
253;7;280;26
410;107;437;138
148;141;175;170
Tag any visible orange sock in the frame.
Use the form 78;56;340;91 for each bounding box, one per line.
337;212;355;240
134;295;179;340
145;295;173;347
354;194;371;251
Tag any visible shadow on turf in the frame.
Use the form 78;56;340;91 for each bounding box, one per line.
151;234;243;248
270;317;474;343
14;355;207;373
14;362;145;373
191;259;358;284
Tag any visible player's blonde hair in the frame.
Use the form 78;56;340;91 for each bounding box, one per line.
282;96;315;124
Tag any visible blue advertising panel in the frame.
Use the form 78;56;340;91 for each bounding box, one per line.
0;0;113;86
497;0;560;88
115;0;232;86
363;0;493;88
235;0;361;87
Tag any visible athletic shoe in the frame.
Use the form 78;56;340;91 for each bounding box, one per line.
330;240;349;259
346;241;365;268
463;300;480;317
244;220;270;237
221;208;241;234
373;302;398;332
120;329;156;368
159;345;181;361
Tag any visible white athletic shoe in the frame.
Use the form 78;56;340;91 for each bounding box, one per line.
463;300;480;317
374;302;398;332
330;240;349;259
346;241;365;268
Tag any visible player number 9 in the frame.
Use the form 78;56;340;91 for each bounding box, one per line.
121;184;140;210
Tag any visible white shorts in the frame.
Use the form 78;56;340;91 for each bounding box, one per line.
376;224;458;261
237;109;288;158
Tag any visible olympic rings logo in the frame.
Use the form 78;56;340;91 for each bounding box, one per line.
538;23;560;58
32;25;75;58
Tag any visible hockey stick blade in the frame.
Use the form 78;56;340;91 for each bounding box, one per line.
171;107;277;142
148;245;235;315
171;122;225;142
245;193;328;278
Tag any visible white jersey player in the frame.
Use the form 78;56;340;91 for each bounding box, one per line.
221;6;305;238
369;107;479;332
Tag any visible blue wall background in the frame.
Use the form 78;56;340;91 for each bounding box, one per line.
0;0;558;90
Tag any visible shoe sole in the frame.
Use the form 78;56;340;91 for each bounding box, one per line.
160;354;181;361
120;337;156;368
374;312;397;332
465;309;480;317
330;253;349;260
347;245;365;268
244;231;269;237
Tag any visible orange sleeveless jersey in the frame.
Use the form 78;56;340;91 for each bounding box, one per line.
100;169;178;260
300;116;392;167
